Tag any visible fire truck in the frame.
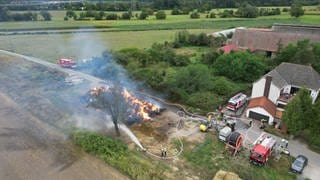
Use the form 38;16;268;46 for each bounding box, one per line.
227;93;247;111
58;58;77;68
249;134;276;166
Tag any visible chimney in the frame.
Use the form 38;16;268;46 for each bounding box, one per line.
263;76;272;98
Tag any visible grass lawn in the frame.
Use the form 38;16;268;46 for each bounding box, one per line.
0;29;215;62
180;134;296;180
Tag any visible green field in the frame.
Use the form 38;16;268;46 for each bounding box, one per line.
1;7;320;61
0;29;215;62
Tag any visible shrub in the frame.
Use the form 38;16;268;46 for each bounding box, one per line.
106;13;118;20
64;16;68;21
219;10;234;18
40;11;52;21
190;11;200;19
209;12;216;18
155;10;166;19
121;12;131;20
139;12;148;20
171;8;181;15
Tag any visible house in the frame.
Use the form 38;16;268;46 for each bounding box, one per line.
220;24;320;56
246;62;320;125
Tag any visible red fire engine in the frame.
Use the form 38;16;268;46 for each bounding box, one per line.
249;134;276;166
58;58;77;68
227;93;247;111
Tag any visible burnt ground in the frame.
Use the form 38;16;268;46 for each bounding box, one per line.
0;54;129;179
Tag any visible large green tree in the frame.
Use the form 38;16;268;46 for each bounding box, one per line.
274;40;320;72
290;2;304;18
282;88;313;134
213;51;266;82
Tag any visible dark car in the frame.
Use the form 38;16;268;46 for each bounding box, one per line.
290;155;308;174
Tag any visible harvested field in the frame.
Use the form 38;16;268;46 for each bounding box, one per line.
0;54;129;179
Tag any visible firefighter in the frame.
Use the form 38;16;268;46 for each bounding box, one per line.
249;120;253;127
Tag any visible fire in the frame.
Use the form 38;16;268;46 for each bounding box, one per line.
89;86;160;121
122;89;160;121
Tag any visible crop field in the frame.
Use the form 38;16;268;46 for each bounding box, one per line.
1;6;319;62
0;29;215;62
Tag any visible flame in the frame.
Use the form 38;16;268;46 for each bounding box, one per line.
90;86;160;121
122;89;160;121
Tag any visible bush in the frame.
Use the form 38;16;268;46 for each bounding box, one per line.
236;3;259;18
64;16;68;21
71;130;166;179
40;11;52;21
142;8;154;15
121;12;131;20
282;8;289;12
209;12;216;18
155;10;166;20
139;12;148;20
106;13;118;20
190;11;200;19
219;10;234;18
171;8;181;15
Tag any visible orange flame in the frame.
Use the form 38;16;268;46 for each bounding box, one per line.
122;89;160;121
90;87;160;121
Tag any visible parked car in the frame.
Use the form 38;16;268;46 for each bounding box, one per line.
290;155;308;174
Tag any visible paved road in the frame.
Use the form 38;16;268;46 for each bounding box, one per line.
243;120;320;180
0;50;103;88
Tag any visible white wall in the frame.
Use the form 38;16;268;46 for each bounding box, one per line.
310;89;319;104
246;107;274;125
268;83;281;104
283;85;291;94
251;78;265;98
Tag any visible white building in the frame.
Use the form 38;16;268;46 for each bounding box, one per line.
246;62;320;125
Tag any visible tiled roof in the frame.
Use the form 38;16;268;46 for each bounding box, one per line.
231;28;320;52
275;110;283;119
266;62;320;90
247;96;277;117
219;44;240;54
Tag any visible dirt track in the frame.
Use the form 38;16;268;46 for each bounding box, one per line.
0;53;129;179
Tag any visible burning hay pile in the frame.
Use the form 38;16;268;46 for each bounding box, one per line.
87;86;165;123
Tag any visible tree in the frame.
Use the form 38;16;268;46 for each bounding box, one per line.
190;11;200;19
236;3;259;18
290;2;304;18
97;85;130;136
274;40;320;72
139;11;148;20
121;12;131;20
155;10;166;20
282;88;313;134
40;11;52;21
106;13;118;20
214;51;266;82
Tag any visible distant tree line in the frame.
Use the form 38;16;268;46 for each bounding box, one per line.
0;7;51;21
0;0;318;11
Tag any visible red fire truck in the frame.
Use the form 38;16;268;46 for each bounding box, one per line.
249;134;276;166
58;58;77;68
227;93;247;111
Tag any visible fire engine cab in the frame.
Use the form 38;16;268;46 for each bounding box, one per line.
58;58;77;68
227;93;247;111
250;134;276;166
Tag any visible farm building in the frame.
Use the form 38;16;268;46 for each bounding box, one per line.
220;24;320;55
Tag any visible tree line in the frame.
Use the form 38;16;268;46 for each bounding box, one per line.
1;0;318;11
0;8;52;21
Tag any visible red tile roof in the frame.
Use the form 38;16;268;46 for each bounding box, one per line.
247;96;277;117
219;44;240;54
